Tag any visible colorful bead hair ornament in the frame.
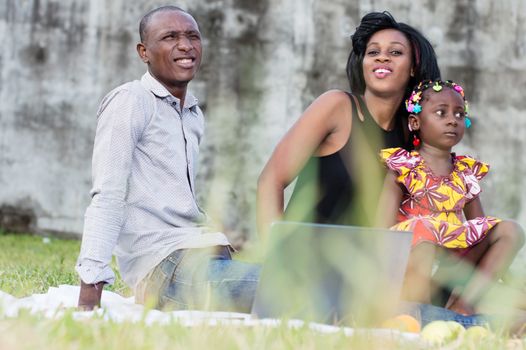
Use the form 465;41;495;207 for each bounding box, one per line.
405;79;472;128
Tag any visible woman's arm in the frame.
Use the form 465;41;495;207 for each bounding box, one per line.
376;170;403;228
256;90;353;239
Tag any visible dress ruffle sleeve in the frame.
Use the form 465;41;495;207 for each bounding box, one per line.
379;147;420;184
456;156;490;201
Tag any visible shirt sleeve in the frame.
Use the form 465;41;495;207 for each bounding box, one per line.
76;86;148;285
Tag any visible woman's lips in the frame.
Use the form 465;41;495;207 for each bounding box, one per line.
373;67;392;79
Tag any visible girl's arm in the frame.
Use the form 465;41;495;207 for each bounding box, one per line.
463;197;485;220
376;170;403;227
256;90;353;239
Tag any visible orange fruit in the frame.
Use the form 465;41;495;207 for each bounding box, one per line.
381;314;421;333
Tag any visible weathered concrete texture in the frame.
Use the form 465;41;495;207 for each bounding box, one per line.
1;0;146;234
1;1;525;264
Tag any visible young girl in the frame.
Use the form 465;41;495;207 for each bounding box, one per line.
378;79;524;316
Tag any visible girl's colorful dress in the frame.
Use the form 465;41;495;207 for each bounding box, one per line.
380;147;501;249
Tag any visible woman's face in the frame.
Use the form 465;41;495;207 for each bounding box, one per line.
362;29;413;96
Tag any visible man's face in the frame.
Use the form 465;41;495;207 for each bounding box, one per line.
138;10;202;94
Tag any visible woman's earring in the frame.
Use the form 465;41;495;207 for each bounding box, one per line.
412;134;421;147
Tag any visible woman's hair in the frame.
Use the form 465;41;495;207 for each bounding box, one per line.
346;12;441;149
346;11;441;95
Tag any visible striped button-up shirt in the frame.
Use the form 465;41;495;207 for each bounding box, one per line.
76;72;229;289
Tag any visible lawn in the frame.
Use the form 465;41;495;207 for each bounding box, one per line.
0;231;130;297
0;231;525;349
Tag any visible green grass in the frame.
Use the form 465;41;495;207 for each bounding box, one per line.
0;232;129;297
0;312;426;350
0;231;525;349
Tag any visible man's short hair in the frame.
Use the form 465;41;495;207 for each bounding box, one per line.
139;5;187;42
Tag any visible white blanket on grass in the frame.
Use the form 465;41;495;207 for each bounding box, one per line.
0;285;419;340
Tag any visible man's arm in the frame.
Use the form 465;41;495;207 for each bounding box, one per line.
78;281;106;310
76;87;147;309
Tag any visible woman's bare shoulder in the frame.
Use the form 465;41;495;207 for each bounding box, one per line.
315;89;353;106
305;90;353;122
307;90;355;156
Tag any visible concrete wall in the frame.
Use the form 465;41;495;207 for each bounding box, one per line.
1;1;525;262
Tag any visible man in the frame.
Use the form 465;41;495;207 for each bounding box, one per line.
77;6;260;312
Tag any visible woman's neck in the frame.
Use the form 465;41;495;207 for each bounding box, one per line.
362;90;405;131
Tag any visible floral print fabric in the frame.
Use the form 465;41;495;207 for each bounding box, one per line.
380;147;501;248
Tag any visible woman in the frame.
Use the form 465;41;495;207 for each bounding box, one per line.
257;12;440;238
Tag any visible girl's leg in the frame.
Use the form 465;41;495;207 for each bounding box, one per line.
448;220;525;314
401;242;437;303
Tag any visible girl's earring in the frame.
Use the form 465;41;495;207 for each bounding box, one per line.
412;134;421;147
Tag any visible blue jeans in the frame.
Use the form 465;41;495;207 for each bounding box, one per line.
398;301;491;328
142;246;261;312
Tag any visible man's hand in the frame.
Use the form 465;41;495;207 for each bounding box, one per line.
78;280;105;311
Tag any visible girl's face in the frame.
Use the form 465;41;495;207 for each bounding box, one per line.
410;88;466;151
362;29;413;96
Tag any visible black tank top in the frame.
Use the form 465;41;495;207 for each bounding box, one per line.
284;93;406;226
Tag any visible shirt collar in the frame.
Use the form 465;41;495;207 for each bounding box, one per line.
140;71;199;112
